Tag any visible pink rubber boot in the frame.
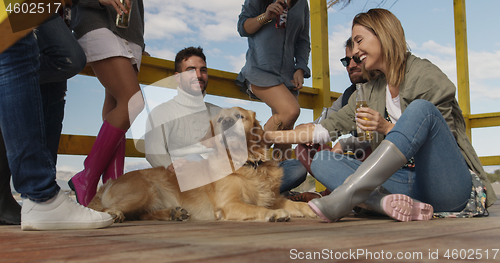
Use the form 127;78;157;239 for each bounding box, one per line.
101;136;126;185
68;121;126;206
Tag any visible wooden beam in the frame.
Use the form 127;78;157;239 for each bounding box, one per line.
470;113;500;129
80;56;341;110
479;156;500;167
453;0;471;140
310;0;331;120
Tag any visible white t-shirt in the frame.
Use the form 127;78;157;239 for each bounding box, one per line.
386;85;402;124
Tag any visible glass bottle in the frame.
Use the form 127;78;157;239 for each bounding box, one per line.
116;0;133;28
355;83;373;141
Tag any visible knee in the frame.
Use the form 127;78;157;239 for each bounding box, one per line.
281;159;307;181
279;106;300;127
406;99;438;114
310;151;333;176
128;91;145;118
64;49;86;76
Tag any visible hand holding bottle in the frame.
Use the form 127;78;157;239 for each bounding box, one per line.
356;107;394;136
99;0;130;16
264;0;287;21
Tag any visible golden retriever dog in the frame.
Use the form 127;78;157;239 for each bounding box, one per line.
88;107;317;222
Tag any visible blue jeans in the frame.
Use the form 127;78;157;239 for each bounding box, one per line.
311;100;471;212
279;159;308;193
0;33;59;201
35;14;86;163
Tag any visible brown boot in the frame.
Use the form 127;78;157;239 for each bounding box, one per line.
286;192;322;202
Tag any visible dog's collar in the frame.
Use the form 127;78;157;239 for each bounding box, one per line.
244;160;264;169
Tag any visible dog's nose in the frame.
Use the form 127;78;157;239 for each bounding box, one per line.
221;117;235;131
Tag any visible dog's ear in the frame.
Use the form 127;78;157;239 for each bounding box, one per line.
200;120;216;148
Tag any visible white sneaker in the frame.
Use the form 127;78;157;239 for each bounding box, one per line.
21;191;113;231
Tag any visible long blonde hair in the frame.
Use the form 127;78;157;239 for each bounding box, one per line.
352;9;408;87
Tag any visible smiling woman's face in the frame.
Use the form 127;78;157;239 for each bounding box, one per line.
352;24;384;73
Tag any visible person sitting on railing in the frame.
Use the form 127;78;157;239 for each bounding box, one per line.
265;8;496;223
144;47;308;196
0;33;113;230
235;0;311;162
68;0;146;207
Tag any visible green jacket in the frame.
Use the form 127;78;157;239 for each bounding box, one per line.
320;53;497;207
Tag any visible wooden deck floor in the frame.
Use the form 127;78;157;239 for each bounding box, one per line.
2;199;499;263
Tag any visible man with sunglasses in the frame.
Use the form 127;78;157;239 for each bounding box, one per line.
327;37;367;116
324;37;371;159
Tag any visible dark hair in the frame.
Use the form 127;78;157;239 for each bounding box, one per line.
260;0;298;12
174;46;206;72
344;37;353;49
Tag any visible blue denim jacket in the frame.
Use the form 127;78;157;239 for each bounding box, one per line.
236;0;311;92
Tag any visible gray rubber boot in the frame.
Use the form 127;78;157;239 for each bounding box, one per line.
308;140;408;222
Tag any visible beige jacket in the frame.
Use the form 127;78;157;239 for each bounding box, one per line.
320;53;497;207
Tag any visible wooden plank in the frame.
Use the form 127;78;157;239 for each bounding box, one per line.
79;56;341;110
479;155;500;166
1;203;499;262
470;112;500;129
58;135;145;157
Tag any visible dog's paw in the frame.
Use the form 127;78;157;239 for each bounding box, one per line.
170;207;190;221
296;203;319;218
107;210;125;223
266;209;290;222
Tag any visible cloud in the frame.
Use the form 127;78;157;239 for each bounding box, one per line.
223;98;251;106
328;23;352;75
226;53;246;73
147;46;177;61
411;40;500;102
144;0;242;42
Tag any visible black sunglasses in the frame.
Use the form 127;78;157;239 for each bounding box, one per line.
340;56;362;67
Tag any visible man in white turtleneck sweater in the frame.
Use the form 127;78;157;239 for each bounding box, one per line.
145;47;221;171
145;47;309;196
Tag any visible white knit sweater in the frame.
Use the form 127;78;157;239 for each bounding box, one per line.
145;87;221;168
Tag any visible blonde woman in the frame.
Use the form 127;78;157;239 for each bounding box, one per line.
266;8;496;222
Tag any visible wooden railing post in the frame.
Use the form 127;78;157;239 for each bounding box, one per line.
453;0;472;140
310;0;331;119
310;0;330;192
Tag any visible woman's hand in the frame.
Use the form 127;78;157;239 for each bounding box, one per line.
264;0;286;21
99;0;130;15
356;107;395;135
292;69;304;90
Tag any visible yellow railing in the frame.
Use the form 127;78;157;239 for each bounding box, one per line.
58;0;500;168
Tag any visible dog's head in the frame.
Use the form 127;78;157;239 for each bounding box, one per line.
201;107;267;161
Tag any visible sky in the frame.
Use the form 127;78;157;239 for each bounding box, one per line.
57;0;500;178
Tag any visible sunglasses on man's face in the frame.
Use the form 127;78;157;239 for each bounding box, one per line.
340;56;362;67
